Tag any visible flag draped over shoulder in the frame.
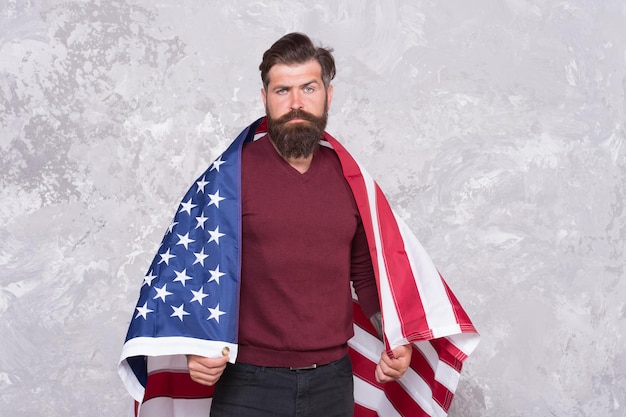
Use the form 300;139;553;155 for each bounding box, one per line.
118;117;479;417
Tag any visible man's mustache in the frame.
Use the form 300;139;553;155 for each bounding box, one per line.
274;109;320;124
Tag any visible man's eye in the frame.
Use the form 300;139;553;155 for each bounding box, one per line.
304;87;314;93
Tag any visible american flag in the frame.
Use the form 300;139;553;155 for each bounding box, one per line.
118;117;479;417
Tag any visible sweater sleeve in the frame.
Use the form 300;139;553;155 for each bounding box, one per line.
350;216;380;319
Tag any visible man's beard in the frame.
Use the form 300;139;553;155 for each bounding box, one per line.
266;107;328;159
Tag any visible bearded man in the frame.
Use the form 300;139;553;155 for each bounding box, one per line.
119;32;479;417
187;32;411;417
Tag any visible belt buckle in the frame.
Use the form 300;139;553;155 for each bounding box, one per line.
289;364;317;371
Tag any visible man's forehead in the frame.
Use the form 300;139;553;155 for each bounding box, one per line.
267;60;323;86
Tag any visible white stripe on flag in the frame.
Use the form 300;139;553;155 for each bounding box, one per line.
354;377;403;417
350;325;386;362
448;332;482;357
121;337;238;361
147;355;188;373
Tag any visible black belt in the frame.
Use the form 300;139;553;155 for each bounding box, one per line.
288;364;318;371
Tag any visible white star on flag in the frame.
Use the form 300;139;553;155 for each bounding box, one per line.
173;269;193;287
135;301;153;319
143;272;157;286
153;284;173;302
208;190;225;208
196;176;209;193
193;248;209;266
170;304;190;321
159;248;175;265
208;265;225;284
195;212;209;230
210;156;225;172
190;287;209;305
179;198;197;215
207;304;226;323
167;221;178;233
208;226;225;244
176;232;195;250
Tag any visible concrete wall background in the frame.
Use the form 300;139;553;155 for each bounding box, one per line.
1;1;625;416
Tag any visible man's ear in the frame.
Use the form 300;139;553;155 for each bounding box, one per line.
261;87;267;108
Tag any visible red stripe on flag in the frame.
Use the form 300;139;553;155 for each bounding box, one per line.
352;300;379;337
143;371;214;402
429;336;467;371
373;185;433;340
324;133;379;290
324;136;381;290
354;403;380;417
443;277;477;333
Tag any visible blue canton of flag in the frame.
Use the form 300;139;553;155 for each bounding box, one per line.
119;120;264;402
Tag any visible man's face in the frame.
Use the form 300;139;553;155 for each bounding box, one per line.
262;60;334;159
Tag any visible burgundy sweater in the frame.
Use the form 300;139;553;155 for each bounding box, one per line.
237;135;380;367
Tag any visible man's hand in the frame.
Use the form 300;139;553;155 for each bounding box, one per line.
375;344;412;383
187;354;229;386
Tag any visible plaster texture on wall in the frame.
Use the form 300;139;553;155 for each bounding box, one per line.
1;1;625;416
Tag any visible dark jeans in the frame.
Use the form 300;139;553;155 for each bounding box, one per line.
210;354;354;417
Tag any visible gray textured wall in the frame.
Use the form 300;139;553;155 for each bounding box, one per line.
1;1;625;416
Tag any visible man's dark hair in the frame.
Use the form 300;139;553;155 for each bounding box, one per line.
259;32;336;90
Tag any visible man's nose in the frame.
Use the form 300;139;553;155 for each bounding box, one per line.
289;91;303;110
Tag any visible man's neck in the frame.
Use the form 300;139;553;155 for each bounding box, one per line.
284;154;314;174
